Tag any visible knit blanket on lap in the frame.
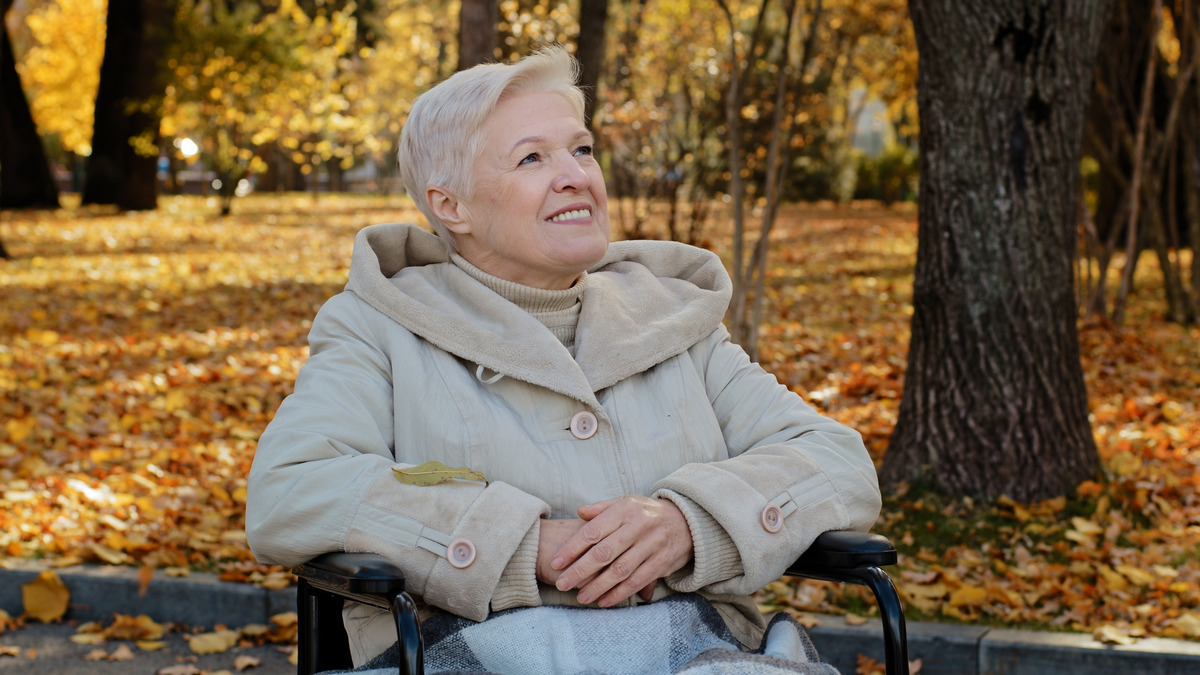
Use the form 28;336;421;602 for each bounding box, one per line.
324;593;840;675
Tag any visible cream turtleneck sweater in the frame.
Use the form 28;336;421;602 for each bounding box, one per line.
451;255;586;355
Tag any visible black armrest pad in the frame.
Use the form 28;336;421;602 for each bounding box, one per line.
295;552;407;596
787;531;897;573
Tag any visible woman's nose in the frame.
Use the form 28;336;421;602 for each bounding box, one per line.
552;153;591;192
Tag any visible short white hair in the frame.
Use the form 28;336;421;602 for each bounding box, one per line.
397;46;587;252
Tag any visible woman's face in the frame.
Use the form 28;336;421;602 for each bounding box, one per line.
444;91;610;290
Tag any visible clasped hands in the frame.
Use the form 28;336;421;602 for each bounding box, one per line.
536;495;693;608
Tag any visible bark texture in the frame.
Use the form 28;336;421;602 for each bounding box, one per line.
0;0;60;210
458;0;499;70
881;1;1110;501
575;0;609;129
82;0;164;210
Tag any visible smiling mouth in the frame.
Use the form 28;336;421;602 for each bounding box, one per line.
548;208;591;223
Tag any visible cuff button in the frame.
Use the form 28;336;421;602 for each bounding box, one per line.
447;538;476;568
760;504;784;533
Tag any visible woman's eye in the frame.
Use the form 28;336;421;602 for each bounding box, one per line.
574;145;593;157
518;153;540;166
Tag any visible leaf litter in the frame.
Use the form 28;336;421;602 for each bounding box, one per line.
2;196;1198;646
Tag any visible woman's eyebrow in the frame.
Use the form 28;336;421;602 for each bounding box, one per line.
509;131;595;154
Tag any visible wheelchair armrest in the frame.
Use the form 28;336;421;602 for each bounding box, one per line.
295;552;407;601
294;553;423;675
784;531;908;675
787;530;897;576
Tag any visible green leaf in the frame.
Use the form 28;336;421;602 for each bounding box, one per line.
393;461;487;487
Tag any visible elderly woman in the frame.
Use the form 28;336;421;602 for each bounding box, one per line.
247;47;880;674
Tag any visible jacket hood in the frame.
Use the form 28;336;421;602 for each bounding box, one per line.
344;222;732;404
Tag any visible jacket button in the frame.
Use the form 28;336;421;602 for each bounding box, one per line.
760;504;784;533
570;411;598;440
447;538;476;568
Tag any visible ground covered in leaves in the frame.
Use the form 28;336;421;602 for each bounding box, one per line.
2;195;1199;649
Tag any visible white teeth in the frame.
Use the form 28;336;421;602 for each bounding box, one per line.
549;209;590;222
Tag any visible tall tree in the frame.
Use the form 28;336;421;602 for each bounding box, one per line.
0;0;60;211
576;0;608;129
82;0;167;210
458;0;498;70
880;0;1111;501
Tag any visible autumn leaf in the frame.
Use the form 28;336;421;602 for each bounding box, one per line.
187;629;240;654
1093;624;1137;645
1173;613;1200;638
103;614;165;641
0;610;17;635
235;654;262;671
393;460;487;487
22;571;69;623
156;666;204;675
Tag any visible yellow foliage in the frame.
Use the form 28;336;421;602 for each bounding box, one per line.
16;0;106;155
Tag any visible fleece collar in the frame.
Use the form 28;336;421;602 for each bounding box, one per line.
343;223;732;405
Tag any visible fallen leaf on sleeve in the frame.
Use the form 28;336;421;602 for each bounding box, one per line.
394;461;487;487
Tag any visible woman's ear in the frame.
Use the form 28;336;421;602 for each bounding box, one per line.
427;186;471;235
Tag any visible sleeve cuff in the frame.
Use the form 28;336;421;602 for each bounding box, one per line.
489;522;543;612
655;489;744;591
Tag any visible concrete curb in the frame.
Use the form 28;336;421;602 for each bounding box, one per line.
809;615;1200;675
5;561;1200;674
0;561;293;629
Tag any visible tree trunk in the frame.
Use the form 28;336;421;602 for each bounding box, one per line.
458;0;498;70
82;0;165;210
0;0;60;210
576;0;609;130
881;0;1110;501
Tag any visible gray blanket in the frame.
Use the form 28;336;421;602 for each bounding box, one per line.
326;594;840;675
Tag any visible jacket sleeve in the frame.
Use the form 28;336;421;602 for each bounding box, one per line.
245;293;549;621
652;326;881;596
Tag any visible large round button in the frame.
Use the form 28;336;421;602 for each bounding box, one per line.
570;411;598;440
447;538;476;568
760;504;784;533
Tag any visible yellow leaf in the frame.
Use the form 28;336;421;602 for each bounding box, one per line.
137;640;168;651
901;582;950;599
1161;400;1184;423
91;543;131;565
260;571;292;590
844;613;869;626
108;644;135;661
393;460;487;487
1093;624;1137;645
1109;452;1141;477
1174;613;1200;638
4;417;36;443
235;655;262;671
187;629;239;654
1152;565;1179;579
1115;564;1155;586
104;614;164;641
948;585;987;608
70;633;107;645
1098;566;1129;591
22;570;70;623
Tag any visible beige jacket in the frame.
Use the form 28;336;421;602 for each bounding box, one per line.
246;222;881;647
